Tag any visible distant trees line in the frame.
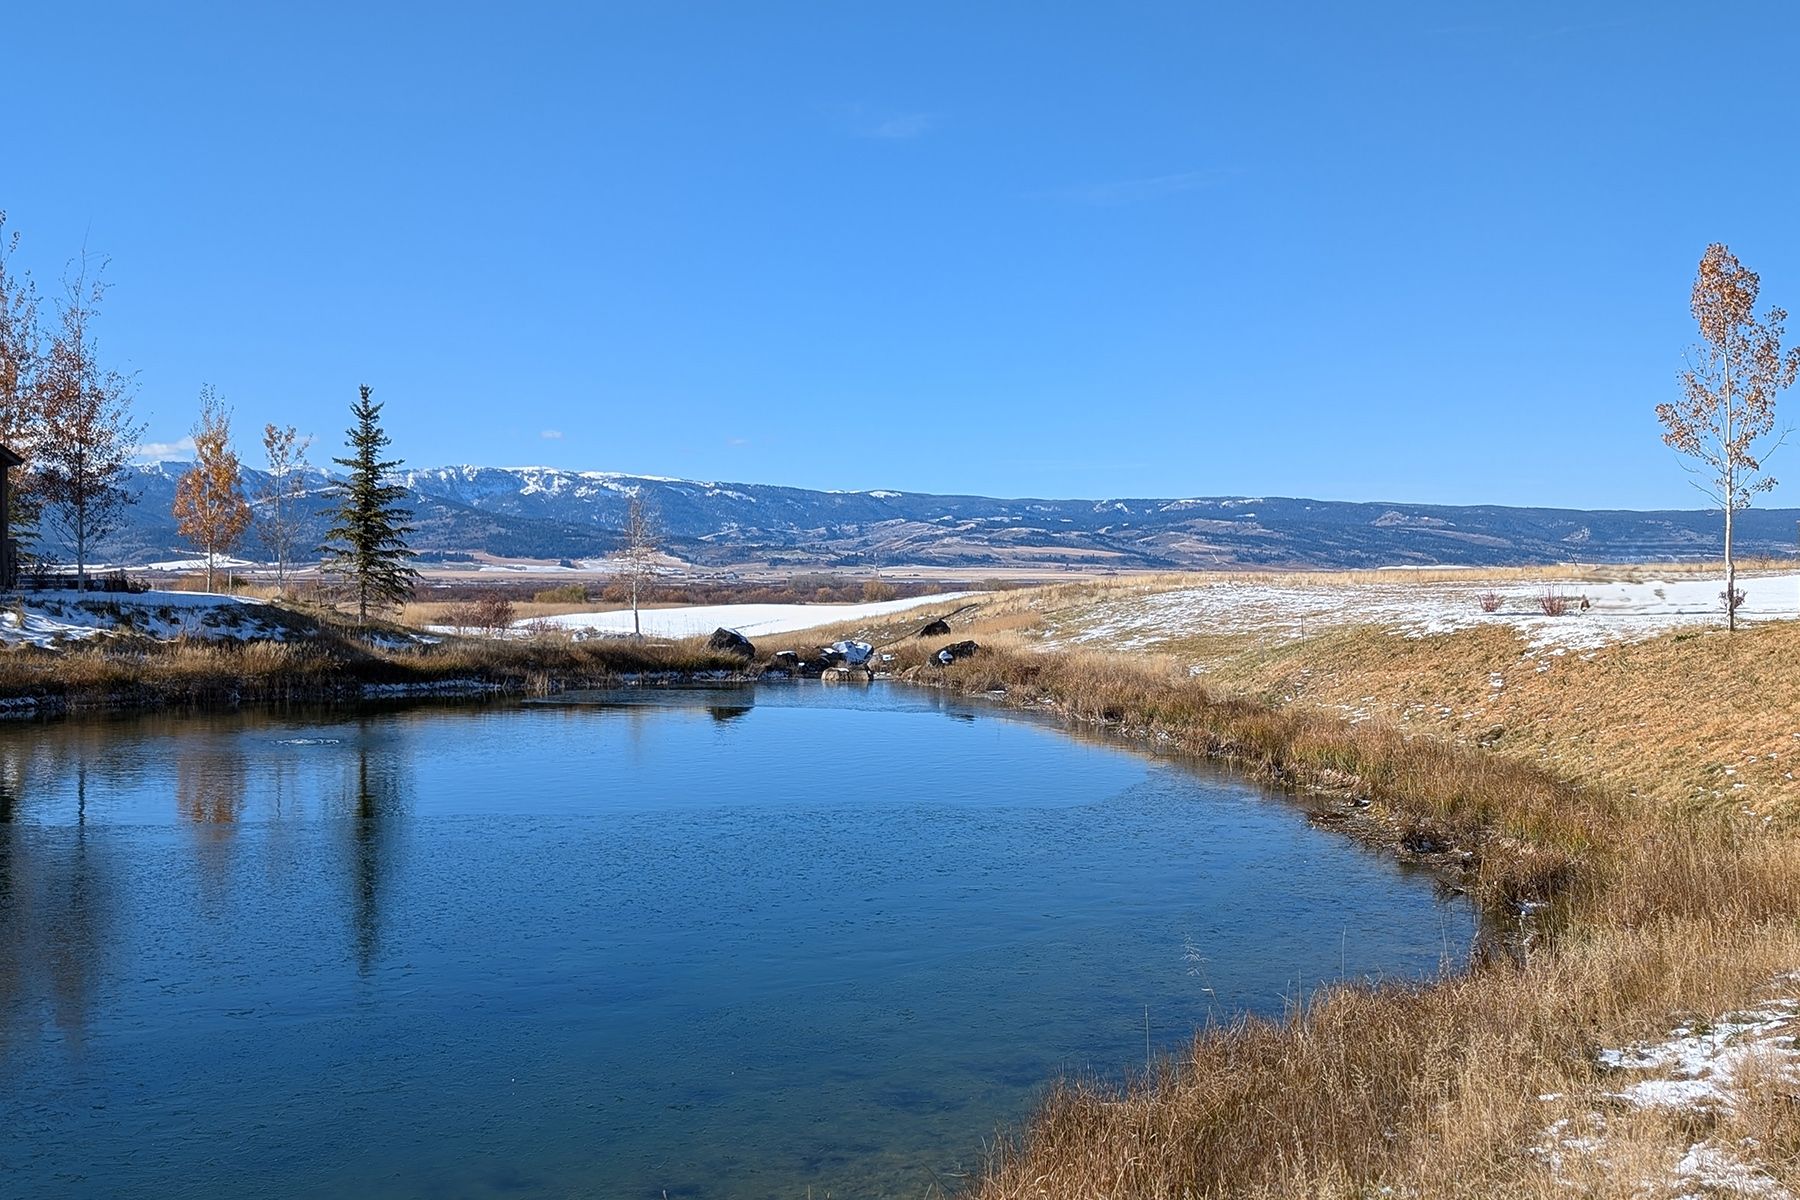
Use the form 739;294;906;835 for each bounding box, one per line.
0;214;420;618
0;211;673;624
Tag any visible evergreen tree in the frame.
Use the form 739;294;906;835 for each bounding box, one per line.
319;385;417;622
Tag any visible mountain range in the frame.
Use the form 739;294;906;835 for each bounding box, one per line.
52;463;1800;572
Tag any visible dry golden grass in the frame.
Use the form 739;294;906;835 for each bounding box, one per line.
399;597;601;626
890;641;1800;1200
778;579;1800;1197
0;601;745;709
1133;617;1800;821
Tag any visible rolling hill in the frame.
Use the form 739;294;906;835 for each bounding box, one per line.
46;463;1800;572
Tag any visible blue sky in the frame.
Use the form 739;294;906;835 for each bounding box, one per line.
6;1;1798;508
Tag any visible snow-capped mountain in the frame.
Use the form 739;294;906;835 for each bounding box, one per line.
51;463;1800;570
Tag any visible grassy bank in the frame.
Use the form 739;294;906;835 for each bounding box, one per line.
900;642;1800;1197
783;583;1800;1196
0;603;748;712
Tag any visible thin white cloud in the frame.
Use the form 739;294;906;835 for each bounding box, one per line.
1052;168;1239;205
133;436;196;462
840;103;937;140
540;429;564;440
862;112;934;140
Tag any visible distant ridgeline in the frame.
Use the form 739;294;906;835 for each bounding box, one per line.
48;462;1800;570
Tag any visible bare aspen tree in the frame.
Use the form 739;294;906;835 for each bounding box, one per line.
0;213;43;564
173;386;253;593
36;253;143;590
619;493;658;637
1657;243;1800;631
258;422;313;595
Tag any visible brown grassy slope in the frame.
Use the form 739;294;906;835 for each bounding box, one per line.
784;584;1800;1198
1140;619;1800;820
921;641;1800;1200
810;576;1800;820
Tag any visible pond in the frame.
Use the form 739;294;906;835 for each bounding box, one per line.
0;685;1473;1198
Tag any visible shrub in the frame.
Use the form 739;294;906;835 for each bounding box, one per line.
1537;590;1571;617
446;593;518;634
1722;586;1747;616
861;577;897;603
1477;591;1503;614
533;583;588;605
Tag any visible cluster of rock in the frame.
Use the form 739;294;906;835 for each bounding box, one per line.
705;616;981;680
762;639;876;678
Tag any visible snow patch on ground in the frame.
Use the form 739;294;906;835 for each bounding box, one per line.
1534;992;1800;1197
1059;574;1800;653
1599;1003;1800;1111
0;590;282;648
140;556;264;572
522;592;975;640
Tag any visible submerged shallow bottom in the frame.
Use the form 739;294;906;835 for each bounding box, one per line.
0;686;1471;1198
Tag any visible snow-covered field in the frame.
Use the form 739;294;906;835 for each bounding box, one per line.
1059;574;1800;653
0;591;282;649
523;592;974;640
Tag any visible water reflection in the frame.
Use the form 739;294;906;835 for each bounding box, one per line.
0;747;114;1059
340;724;409;973
0;692;1475;1199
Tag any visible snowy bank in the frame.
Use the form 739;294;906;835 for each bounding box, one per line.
521;592;975;640
0;590;283;649
1060;573;1800;653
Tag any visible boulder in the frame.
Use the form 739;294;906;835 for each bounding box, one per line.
916;618;951;638
707;627;756;659
935;640;980;666
817;646;847;668
771;650;802;670
831;640;874;666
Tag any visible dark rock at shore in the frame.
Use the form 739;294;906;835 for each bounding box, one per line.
935;640;980;666
707;627;756;659
917;618;951;638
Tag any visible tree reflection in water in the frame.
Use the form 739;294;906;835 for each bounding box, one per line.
341;720;410;974
0;746;113;1059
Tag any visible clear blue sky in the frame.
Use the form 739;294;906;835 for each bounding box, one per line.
6;1;1798;508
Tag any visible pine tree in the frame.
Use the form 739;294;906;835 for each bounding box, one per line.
172;385;252;593
319;385;417;622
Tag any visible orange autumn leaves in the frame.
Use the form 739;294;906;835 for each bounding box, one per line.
172;386;251;592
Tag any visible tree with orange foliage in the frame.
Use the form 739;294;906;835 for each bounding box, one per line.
173;385;252;592
1657;244;1800;631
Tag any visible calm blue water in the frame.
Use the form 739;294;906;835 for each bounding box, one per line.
0;686;1471;1198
